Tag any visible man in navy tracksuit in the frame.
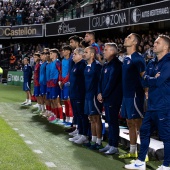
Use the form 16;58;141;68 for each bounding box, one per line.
66;35;82;133
119;33;146;159
83;46;103;149
125;35;170;170
97;43;122;154
21;57;32;106
68;48;89;144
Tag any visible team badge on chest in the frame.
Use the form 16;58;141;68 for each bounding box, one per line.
155;66;158;70
104;69;107;73
127;60;131;64
73;68;76;72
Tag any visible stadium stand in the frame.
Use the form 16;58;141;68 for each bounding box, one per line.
0;0;164;25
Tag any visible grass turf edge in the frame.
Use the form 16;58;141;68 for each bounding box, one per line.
0;117;48;170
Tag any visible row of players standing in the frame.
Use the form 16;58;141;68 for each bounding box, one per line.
22;31;170;170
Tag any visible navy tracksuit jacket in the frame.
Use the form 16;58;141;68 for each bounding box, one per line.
139;53;170;166
98;57;122;147
69;59;89;135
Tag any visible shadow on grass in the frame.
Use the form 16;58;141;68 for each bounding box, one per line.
19;105;38;112
17;103;160;170
67;141;159;170
19;106;31;110
30;114;65;136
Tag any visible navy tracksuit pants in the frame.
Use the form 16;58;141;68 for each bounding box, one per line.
70;99;89;136
139;110;170;166
104;104;120;147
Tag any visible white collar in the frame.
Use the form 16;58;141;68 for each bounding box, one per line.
125;55;131;59
87;64;91;67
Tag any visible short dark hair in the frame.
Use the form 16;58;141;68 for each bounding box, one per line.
50;48;59;53
86;31;95;36
40;51;45;55
62;45;72;53
24;57;29;61
34;53;40;57
44;48;50;52
45;52;50;55
50;48;60;57
87;46;96;56
68;35;81;43
86;31;95;38
131;33;141;47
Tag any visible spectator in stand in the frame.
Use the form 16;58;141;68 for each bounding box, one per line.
1;12;6;26
104;0;111;12
118;50;125;63
75;3;81;18
29;55;34;70
143;45;156;65
92;0;101;14
9;53;16;69
11;12;16;25
16;51;22;61
16;12;22;25
15;60;23;70
6;11;11;26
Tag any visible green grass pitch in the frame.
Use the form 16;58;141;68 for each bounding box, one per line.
0;84;162;170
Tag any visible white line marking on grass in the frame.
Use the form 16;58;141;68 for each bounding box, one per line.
45;162;56;167
13;128;19;131
33;150;43;154
25;140;33;144
19;134;25;137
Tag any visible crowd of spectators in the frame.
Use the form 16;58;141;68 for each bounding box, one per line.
92;0;165;15
0;0;84;26
0;30;169;70
0;0;165;26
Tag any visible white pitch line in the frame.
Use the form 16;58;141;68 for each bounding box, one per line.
45;162;57;167
25;140;33;144
13;128;19;131
19;134;25;137
33;150;43;154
